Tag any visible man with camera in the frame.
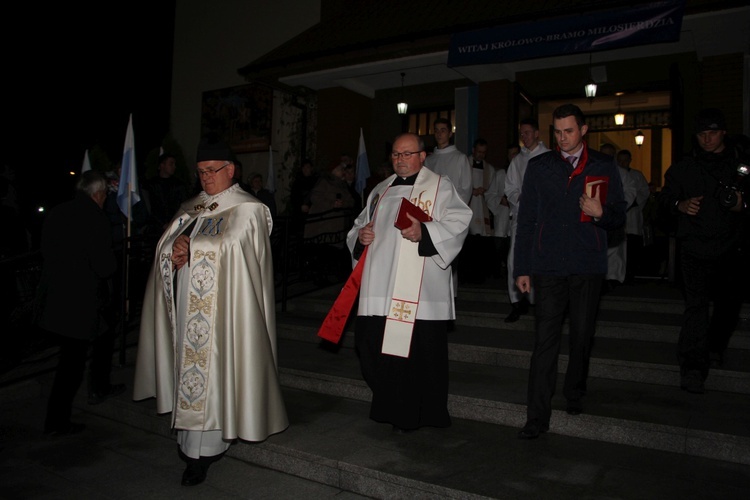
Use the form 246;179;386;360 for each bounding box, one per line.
659;108;750;394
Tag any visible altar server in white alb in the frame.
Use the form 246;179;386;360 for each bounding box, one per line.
133;138;288;487
425;117;473;204
425;117;472;292
503;118;550;322
349;132;471;433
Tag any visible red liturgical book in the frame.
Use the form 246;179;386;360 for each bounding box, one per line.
394;197;432;230
581;176;608;222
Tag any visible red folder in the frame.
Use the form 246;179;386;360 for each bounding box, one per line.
394;197;432;230
581;176;608;222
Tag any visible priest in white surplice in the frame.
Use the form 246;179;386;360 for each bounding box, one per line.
133;138;288;486
349;133;471;433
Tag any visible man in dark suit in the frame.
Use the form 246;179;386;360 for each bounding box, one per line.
514;104;626;439
38;170;122;436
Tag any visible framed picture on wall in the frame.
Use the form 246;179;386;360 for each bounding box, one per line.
201;83;273;153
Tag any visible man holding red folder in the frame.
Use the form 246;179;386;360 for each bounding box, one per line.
322;133;471;433
514;104;626;439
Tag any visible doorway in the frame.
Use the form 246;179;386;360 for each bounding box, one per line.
538;92;672;187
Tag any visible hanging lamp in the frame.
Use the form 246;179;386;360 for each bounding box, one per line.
584;54;597;99
635;130;645;146
397;73;408;115
614;93;625;126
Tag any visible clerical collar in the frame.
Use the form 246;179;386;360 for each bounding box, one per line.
473;160;484;169
392;172;419;186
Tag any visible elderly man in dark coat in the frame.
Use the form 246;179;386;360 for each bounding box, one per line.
38;170;121;436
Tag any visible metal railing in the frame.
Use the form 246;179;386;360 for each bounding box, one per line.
1;209;357;377
273;210;356;311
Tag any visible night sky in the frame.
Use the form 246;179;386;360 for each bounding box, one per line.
3;3;175;215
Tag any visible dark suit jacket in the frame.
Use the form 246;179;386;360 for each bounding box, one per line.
37;192;117;339
514;147;626;277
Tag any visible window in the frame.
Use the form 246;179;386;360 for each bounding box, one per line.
406;107;455;136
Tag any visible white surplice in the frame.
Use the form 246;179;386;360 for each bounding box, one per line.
484;168;510;238
504;141;549;303
425;145;473;205
347;168;472;321
467;156;495;236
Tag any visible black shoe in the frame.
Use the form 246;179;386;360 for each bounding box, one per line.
709;351;724;368
601;280;620;296
680;370;705;394
181;460;206;487
566;400;583;415
518;420;548;439
505;305;521;323
88;384;127;405
44;422;86;437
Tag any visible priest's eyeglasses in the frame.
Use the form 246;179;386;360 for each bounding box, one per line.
196;162;231;177
391;151;422;159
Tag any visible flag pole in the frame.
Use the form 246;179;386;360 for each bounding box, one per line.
355;127;370;210
116;113;139;366
81;149;92;174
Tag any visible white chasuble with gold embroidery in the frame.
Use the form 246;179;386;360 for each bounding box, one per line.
134;183;288;442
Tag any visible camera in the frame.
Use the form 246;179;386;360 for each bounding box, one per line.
715;163;749;209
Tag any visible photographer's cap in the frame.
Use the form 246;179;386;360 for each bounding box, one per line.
694;108;726;133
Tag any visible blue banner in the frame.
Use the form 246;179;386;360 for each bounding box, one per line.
448;0;685;67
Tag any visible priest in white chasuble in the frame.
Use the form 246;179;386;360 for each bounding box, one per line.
348;132;471;433
134;138;288;486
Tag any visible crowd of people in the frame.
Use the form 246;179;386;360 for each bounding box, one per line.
322;104;748;442
19;104;749;487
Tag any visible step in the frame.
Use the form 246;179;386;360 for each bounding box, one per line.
457;281;750;315
459;285;684;314
282;292;750;349
270;337;750;465
282;295;685;338
71;354;750;499
275;312;750;394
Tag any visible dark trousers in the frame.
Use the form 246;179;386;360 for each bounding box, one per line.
461;234;493;283
626;234;643;281
355;316;450;430
44;329;117;432
678;247;742;377
493;236;510;277
526;274;603;425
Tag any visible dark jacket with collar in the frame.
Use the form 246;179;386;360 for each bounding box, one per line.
37;192;117;339
514;145;626;277
658;139;749;258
